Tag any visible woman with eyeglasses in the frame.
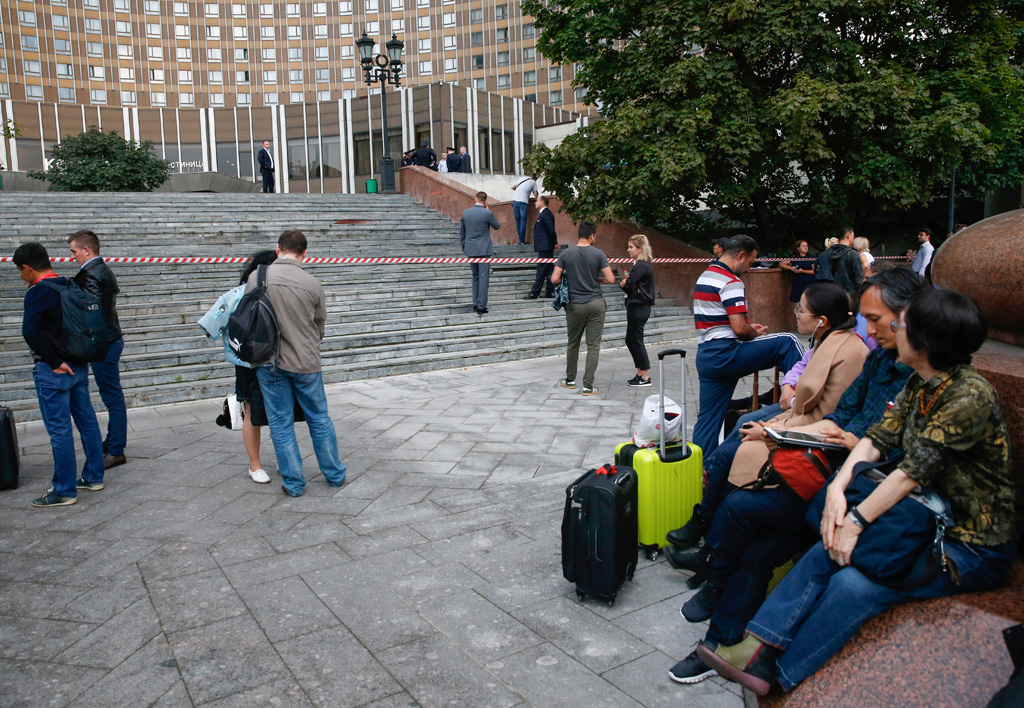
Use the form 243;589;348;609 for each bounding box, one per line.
700;288;1015;696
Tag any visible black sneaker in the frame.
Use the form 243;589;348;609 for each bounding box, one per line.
666;505;713;549
31;489;78;508
668;650;717;684
76;478;104;491
627;375;652;387
681;582;723;623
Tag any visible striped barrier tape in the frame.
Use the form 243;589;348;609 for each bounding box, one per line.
0;255;911;265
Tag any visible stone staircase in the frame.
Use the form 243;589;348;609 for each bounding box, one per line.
0;192;695;420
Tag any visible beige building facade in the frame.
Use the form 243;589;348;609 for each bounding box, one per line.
0;0;593;114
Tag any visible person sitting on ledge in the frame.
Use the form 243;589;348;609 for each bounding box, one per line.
698;287;1017;696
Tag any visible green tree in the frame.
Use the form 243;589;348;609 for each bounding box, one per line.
29;127;169;192
522;0;1024;245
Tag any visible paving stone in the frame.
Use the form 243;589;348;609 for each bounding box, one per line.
275;625;402;708
0;615;97;660
356;485;434;515
3;528;111;559
335;525;430;560
376;633;521;708
136;542;220;584
417;588;544;663
412;523;533;568
338;468;405;500
54;596;162;669
265;514;356;554
222;542;352;588
602;650;742;708
386;562;488;606
0;580;89;619
344;500;449;535
209;531;280;567
485;643;643;708
460;538;563;585
409;504;509;541
167;614;291;705
0;656;106;708
149;567;248;633
148;680;195;708
48;564;149;623
199;677;315;708
62;537;166;584
236;576;340;643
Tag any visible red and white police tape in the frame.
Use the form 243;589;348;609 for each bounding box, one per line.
0;255;908;265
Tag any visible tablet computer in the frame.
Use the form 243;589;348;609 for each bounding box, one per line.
763;428;848;451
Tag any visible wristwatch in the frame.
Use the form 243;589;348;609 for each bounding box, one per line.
847;506;870;530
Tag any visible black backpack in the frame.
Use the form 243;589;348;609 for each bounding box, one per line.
37;279;109;364
227;265;279;367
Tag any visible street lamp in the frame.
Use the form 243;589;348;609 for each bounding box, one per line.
356;32;404;192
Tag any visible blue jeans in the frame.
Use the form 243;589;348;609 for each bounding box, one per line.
704;487;814;646
694;335;803;458
698;403;783;517
91;337;127;456
33;363;104;496
256;364;346;495
746;538;1016;691
513;201;528;244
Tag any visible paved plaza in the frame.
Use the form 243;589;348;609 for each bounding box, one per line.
0;343;750;708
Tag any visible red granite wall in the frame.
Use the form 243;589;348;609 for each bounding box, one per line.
400;166;798;334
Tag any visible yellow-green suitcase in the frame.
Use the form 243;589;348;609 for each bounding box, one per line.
615;349;703;560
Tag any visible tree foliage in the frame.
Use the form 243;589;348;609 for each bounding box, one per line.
522;0;1024;244
29;127;170;192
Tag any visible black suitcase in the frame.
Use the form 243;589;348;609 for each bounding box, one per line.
561;463;638;606
0;405;18;491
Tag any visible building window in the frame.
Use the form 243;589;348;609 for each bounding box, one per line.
496;4;508;19
173;2;188;15
180;93;194;106
23;35;39;51
523;47;535;62
147;23;161;37
549;66;562;81
365;0;379;10
57;63;73;78
523;70;535;85
471;31;483;46
122;90;137;104
496;27;508;43
317;90;331;101
523;23;535;39
205;3;219;16
179;70;193;83
237;93;251;105
289;69;303;82
263;70;277;83
114;0;130;9
118;44;133;58
342;89;356;99
417;0;428;6
211;93;225;106
418;38;431;53
85;18;102;32
314;2;327;15
209;70;223;83
341;45;353;58
575;87;587;102
473;77;486;90
26;84;43;100
313;24;327;37
150;69;165;81
261;4;274;17
55;39;72;53
341;67;355;80
178;47;192;60
262;26;276;39
290;91;304;103
443;35;456;50
288;25;301;39
207;25;221;39
315;46;329;60
342;22;355;35
90;89;107;104
265;92;278;104
417;16;430;30
25;60;43;76
148;46;163;60
470;8;482;23
316;68;329;81
18;10;36;26
175;25;191;39
59;86;76;102
289;47;303;60
366;21;379;33
84;0;99;7
444;58;456;72
151;92;166;105
262;48;276;61
339;1;352;11
419;60;431;75
234;26;248;39
116;20;131;34
146;0;162;11
473;54;483;69
548;89;562;105
232;3;246;17
53;15;70;30
287;3;300;15
443;13;455;27
497;74;510;89
387;19;401;33
237;70;250;83
524;93;535;102
497;51;509;66
208;48;223;61
88;42;104;56
120;67;135;81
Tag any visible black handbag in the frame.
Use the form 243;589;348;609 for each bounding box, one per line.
806;459;954;589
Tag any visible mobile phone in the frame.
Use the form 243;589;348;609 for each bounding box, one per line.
763;428;848;451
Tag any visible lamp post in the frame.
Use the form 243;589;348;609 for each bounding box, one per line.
356;32;404;192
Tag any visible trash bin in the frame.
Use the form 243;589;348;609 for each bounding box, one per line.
365;178;378;194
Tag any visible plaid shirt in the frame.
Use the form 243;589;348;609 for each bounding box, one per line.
825;347;913;438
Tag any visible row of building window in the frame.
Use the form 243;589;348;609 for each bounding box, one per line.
22;0;505;20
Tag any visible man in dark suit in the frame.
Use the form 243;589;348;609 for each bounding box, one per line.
459;146;472;173
459;191;501;315
412;140;437;170
258;140;275;193
524;195;557;299
445;148;461;173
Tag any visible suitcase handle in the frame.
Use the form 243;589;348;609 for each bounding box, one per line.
657;349;687;360
657;348;688;459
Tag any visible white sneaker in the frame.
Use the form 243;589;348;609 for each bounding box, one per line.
248;468;271;484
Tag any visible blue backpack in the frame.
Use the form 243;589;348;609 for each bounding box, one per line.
37;279;109;363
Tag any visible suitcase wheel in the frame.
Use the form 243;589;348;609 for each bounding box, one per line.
640;543;660;562
576;590;585;602
607;598;615;608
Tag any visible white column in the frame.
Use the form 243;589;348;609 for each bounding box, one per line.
207;107;218;172
122;107;132;140
199;108;210;172
277;105;288;193
0;100;13;171
343;97;356;194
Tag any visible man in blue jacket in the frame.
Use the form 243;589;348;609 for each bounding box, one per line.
524;195;557;299
14;242;105;508
460;192;501;314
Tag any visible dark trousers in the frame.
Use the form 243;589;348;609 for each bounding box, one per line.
470;263;490;310
529;249;555;297
625;304;651;370
704;487;814;646
261;169;275;193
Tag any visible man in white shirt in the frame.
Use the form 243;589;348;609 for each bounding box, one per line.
511;175;539;245
910;227;935;276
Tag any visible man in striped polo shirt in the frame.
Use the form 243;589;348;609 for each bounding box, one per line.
692;235;803;459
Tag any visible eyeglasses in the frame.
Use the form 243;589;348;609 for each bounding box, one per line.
794;306;809;317
890;320;907;333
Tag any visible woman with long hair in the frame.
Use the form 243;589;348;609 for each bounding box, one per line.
620;234;656;386
854;236;875;278
779;239;816;304
236;249;277;483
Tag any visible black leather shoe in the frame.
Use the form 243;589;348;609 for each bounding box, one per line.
477;308;488;315
666;505;713;548
665;545;710;572
681;583;723;623
523;293;539;300
103;454;127;470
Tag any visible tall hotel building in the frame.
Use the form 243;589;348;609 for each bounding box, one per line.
0;0;590;191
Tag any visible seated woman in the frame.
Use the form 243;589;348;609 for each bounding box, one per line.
699;288;1016;696
667;283;868;566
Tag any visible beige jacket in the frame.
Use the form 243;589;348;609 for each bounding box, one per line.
727;328;868;488
248;258;326;373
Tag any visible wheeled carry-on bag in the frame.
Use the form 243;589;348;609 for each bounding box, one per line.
615;349;703;560
561;463;638;606
0;405;19;491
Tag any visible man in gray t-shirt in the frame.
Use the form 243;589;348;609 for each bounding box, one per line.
551;221;615;395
